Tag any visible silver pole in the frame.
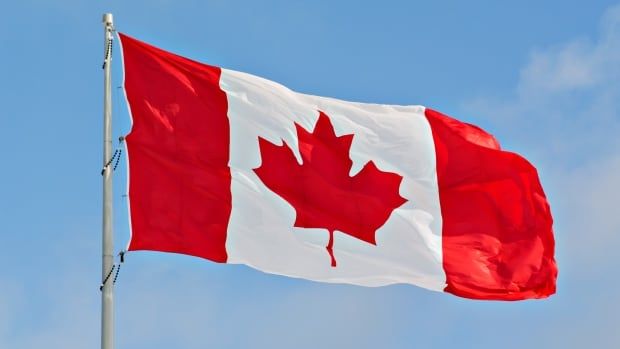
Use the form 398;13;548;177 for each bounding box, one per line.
101;13;114;349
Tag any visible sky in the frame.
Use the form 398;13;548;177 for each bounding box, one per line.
1;1;619;348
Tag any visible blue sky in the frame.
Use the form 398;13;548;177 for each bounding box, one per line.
1;1;619;348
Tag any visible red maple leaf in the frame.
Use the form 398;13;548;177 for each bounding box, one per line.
254;111;407;267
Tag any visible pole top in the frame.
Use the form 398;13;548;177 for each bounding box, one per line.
102;13;114;26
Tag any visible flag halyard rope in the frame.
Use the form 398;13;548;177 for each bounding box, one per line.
99;250;125;291
102;30;113;70
100;137;124;175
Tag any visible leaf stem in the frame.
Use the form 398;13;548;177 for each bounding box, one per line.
326;229;337;267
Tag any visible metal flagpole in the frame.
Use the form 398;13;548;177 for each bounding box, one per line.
101;13;115;349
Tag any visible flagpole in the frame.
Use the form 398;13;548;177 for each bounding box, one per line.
101;13;115;349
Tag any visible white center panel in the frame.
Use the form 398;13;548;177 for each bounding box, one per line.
220;69;445;291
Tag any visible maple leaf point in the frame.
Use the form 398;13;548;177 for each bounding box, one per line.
254;111;407;267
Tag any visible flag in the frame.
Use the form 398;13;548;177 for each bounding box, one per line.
118;33;557;300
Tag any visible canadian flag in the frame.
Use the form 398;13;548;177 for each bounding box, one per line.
118;33;557;300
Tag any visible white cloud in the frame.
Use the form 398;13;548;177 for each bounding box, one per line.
465;5;620;167
518;5;620;96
